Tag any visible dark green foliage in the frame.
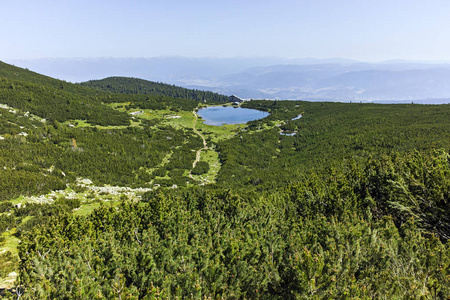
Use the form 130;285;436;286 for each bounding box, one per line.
0;77;130;126
0;215;17;233
192;161;210;175
284;150;450;240
0;61;101;96
80;76;229;103
0;168;66;201
151;167;167;178
0;202;13;213
0;61;131;126
13;202;73;218
125;94;200;112
0;202;81;240
79;76;230;113
0;251;17;278
0;109;202;199
16;162;450;298
53;197;81;211
217;100;450;190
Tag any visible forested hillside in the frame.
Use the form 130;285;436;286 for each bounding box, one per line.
0;61;130;126
80;76;229;103
0;61;100;96
216;100;450;189
0;62;212;201
0;61;449;298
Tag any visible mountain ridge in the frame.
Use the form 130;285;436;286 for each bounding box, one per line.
6;57;450;103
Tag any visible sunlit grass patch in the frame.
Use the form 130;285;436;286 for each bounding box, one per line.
0;229;19;257
195;119;243;143
0;228;20;289
197;149;221;184
72;201;102;216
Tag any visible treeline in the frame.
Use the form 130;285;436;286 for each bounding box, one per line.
80;76;229;103
10;150;450;299
106;93;201;112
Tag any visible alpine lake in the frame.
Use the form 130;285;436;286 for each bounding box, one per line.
197;106;270;126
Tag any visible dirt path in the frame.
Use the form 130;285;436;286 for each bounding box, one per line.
189;109;208;180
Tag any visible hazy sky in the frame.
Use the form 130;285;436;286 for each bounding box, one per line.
2;0;450;62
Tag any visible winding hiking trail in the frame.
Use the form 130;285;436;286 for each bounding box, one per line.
189;109;208;180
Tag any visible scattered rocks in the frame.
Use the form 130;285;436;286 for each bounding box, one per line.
17;178;156;206
76;177;153;199
130;111;144;116
78;178;93;185
84;185;152;195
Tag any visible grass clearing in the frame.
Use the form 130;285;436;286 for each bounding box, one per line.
134;109;196;129
191;149;221;184
0;229;20;289
110;104;246;144
73;199;123;217
0;229;20;257
195;118;243;143
63;118;141;130
72;201;102;216
62;119;94;128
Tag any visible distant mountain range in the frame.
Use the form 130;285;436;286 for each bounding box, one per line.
6;57;450;103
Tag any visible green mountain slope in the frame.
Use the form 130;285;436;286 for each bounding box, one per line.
0;61;102;96
0;61;449;298
0;61;208;201
0;61;130;126
217;100;450;189
79;76;229;102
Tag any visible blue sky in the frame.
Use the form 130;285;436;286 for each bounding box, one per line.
2;0;450;62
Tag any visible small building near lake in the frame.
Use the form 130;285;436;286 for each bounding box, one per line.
229;95;244;103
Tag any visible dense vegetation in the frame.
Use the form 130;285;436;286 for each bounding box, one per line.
0;61;449;298
13;152;450;298
80;76;229;103
0;77;130;126
0;61;103;96
80;76;229;113
0;110;203;200
215;100;450;189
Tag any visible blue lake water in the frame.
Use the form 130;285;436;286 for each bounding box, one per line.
197;106;270;126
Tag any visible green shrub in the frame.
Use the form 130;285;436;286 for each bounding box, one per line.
191;161;209;175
